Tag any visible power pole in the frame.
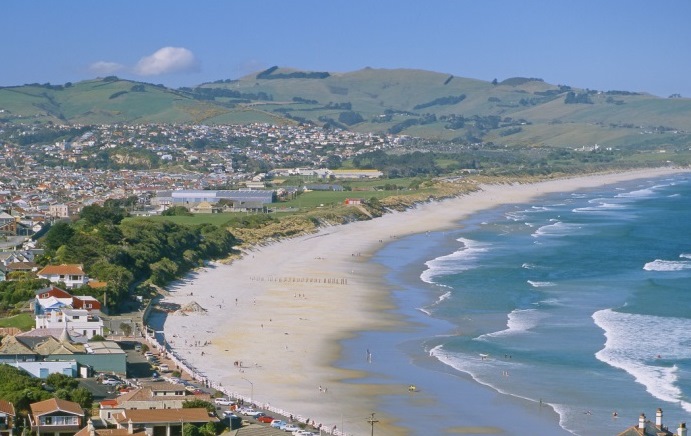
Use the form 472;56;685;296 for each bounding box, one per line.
367;412;379;436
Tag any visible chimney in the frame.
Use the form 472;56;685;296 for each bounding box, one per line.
679;422;687;436
639;413;646;430
87;418;95;436
656;408;663;428
128;418;133;434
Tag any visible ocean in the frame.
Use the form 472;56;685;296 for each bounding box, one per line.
345;173;691;435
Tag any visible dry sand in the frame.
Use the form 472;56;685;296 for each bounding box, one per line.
160;167;689;435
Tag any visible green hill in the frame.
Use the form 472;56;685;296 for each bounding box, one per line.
2;68;691;151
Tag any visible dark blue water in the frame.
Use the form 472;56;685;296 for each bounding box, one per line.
366;174;691;435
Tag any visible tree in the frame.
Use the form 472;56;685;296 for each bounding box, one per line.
183;423;200;436
46;373;79;390
120;322;132;337
182;399;215;412
70;387;93;409
43;221;75;251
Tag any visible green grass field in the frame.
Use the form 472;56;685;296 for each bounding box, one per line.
0;313;35;331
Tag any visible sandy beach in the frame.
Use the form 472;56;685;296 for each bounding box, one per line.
159;167;689;435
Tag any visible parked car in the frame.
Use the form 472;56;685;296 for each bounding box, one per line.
293;431;315;436
270;420;287;428
134;344;142;352
102;378;120;386
214;397;233;406
238;407;257;416
283;424;300;432
257;415;274;423
245;410;265;418
158;364;169;372
144;351;154;358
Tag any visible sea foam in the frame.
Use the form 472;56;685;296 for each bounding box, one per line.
593;309;691;411
643;259;691;271
420;237;488;283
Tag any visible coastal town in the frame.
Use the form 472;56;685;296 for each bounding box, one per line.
0;121;402;241
0;121;406;435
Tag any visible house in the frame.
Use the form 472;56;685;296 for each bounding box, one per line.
75;418;146;436
29;398;84;435
2;330;126;375
344;198;364;206
0;400;15;436
36;308;104;339
34;286;102;315
616;409;684;436
0;212;16;236
113;408;217;436
49;204;72;219
100;382;212;423
37;264;89;289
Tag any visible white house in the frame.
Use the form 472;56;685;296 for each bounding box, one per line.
35;309;104;339
36;264;89;289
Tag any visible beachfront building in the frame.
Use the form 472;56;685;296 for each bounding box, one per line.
29;398;84;435
36;308;104;339
112;408;218;436
37;264;89;289
616;409;682;436
33;285;102;315
99;382;212;424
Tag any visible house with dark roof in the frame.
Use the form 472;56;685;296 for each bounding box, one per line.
29;398;84;435
0;400;16;436
616;408;685;436
99;382;211;424
75;418;146;436
112;408;217;436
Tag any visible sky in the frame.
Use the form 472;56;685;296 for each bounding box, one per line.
3;0;691;97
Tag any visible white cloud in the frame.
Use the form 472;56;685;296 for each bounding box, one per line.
134;47;199;76
88;61;125;75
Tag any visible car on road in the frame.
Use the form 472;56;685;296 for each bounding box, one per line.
134;344;142;352
257;415;274;423
238;407;257;416
270;420;287;428
245;410;265;418
214;397;233;406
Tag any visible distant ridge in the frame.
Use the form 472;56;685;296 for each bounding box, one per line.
1;66;691;151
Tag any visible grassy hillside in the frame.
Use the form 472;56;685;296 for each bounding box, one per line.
3;68;691;151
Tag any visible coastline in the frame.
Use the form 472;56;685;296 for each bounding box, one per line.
159;167;690;435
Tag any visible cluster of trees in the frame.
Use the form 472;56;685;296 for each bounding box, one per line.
0;366;92;412
338;111;364;126
182;87;272;102
413;94;466;110
564;92;593;104
292;97;318;104
256;66;330;80
41;203;237;310
498;77;544;86
352;150;441;178
109;91;128;100
0;279;49;311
